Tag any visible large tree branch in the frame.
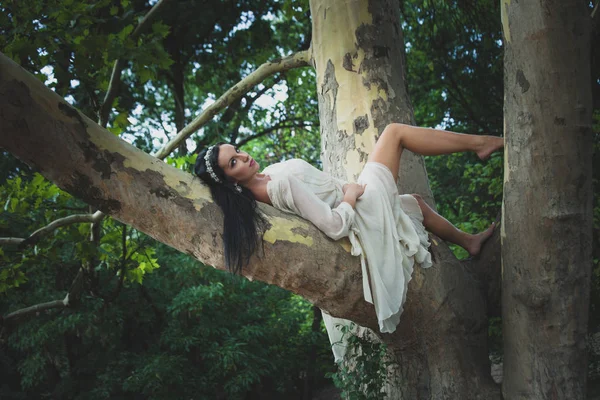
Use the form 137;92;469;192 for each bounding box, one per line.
98;0;172;127
154;50;311;160
0;52;377;328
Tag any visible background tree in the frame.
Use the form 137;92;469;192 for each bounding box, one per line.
501;1;593;398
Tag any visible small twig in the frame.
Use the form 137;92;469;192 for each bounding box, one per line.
236;121;315;147
242;75;283;114
154;50;311;160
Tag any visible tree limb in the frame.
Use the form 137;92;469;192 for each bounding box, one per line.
0;211;104;248
1;294;69;324
98;0;172;127
0;237;24;246
154;50;311;160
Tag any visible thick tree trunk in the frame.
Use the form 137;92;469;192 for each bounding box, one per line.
501;1;593;399
309;0;499;398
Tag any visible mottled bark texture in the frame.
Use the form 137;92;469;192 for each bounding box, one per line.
0;53;377;331
501;1;593;399
310;0;434;203
310;0;499;398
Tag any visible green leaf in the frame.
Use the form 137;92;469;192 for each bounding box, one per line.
118;24;134;41
138;68;154;84
151;21;170;38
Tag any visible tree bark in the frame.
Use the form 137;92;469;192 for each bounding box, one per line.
501;1;593;399
309;0;498;398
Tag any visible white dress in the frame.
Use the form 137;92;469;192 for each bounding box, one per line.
263;159;433;362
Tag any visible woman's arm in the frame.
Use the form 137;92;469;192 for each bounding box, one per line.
280;176;357;240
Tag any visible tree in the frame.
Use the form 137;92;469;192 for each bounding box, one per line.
0;0;594;398
501;1;593;398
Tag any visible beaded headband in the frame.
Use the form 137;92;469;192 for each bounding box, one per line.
204;145;221;183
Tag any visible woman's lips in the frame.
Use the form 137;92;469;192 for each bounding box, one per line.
250;159;255;167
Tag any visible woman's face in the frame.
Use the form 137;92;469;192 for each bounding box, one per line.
217;144;260;185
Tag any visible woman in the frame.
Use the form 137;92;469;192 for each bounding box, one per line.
194;123;503;356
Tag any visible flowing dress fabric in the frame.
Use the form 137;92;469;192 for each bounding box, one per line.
263;160;432;362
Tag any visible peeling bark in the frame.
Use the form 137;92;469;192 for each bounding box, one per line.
310;0;433;204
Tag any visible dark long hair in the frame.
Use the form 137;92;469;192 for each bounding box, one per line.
194;143;266;275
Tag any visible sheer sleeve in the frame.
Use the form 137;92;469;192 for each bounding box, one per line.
269;175;355;240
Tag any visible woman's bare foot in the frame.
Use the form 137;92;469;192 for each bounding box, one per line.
476;136;504;161
465;223;496;256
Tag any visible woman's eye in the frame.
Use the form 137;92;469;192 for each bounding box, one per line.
231;159;237;167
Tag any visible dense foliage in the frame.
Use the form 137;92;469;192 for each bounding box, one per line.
0;0;598;398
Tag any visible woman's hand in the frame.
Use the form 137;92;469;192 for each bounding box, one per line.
342;183;366;208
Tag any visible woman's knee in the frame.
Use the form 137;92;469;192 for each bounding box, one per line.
381;123;405;140
381;122;407;144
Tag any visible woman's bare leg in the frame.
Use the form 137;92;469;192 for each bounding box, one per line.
412;194;495;256
368;123;504;182
366;123;501;254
